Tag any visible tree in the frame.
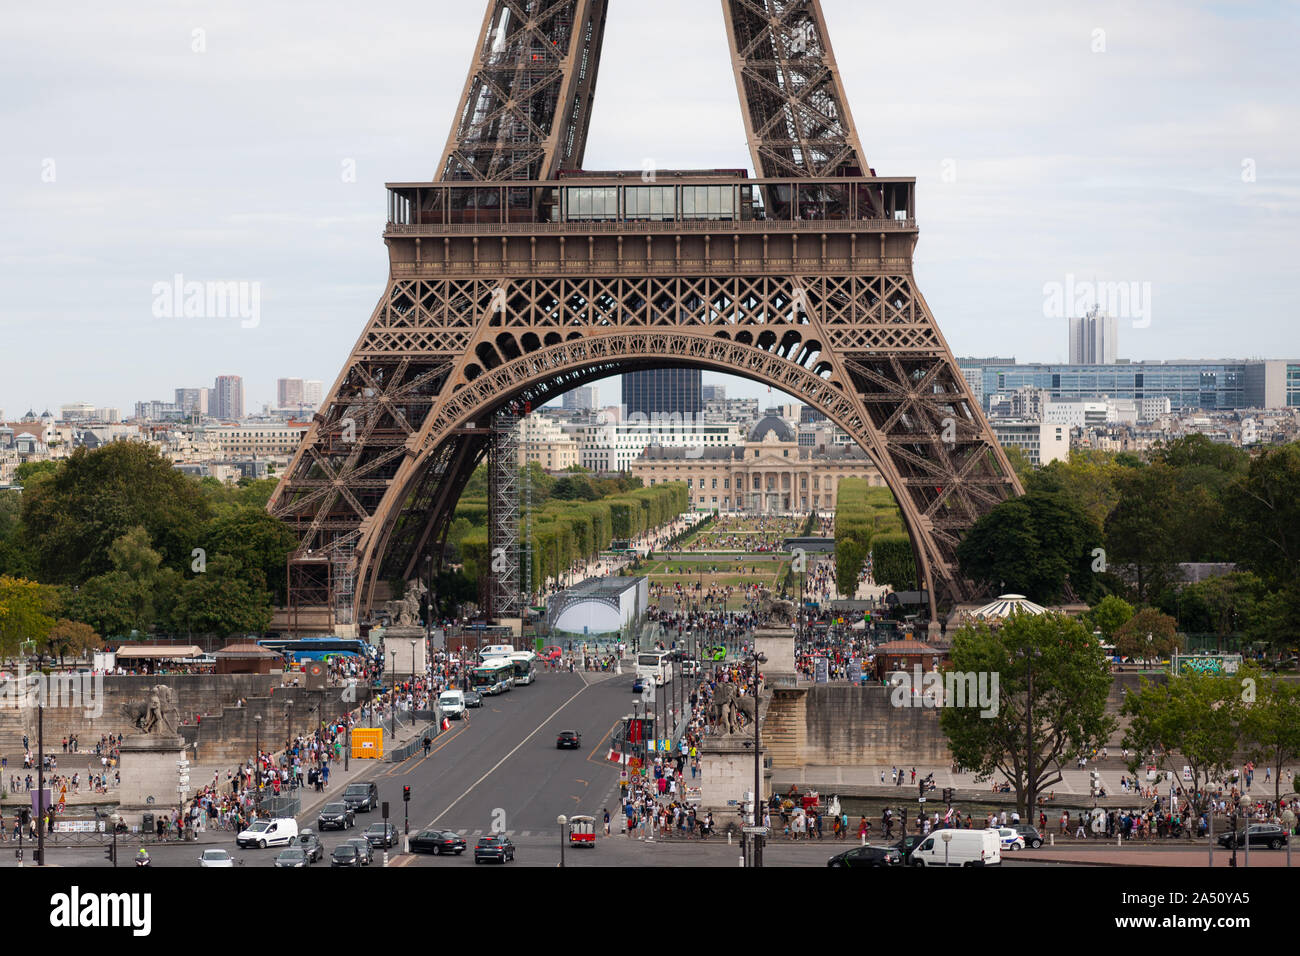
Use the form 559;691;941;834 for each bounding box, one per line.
108;525;162;580
552;476;599;501
14;461;58;484
1025;453;1122;530
20;442;210;583
1239;671;1300;804
0;575;58;659
1121;669;1241;818
200;510;297;603
67;572;148;638
1001;445;1034;482
45;618;102;666
171;555;272;637
1086;595;1134;642
1113;607;1180;668
1227;443;1300;589
940;611;1115;817
956;490;1103;603
1103;464;1184;604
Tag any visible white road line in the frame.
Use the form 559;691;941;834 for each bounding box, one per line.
423;681;593;828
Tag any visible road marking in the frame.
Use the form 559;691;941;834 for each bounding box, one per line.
423;682;594;828
585;718;622;767
391;716;472;776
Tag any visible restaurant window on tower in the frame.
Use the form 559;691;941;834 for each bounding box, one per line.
624;186;676;222
681;185;736;221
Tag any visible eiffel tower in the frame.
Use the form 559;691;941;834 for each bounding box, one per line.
268;0;1023;631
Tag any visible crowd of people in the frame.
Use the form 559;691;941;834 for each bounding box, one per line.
664;514;807;554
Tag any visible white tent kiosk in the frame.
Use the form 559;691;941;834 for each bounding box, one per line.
547;576;648;638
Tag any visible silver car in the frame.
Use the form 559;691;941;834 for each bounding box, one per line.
197;849;236;868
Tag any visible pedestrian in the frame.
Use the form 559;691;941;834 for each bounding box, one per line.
603;808;611;836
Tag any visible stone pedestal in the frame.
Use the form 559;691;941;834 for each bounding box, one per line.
696;735;768;813
116;735;189;830
753;627;795;678
381;627;428;677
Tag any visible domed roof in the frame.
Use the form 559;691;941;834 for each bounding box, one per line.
748;415;795;443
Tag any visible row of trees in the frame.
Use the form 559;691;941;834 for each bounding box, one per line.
941;611;1300;816
832;480;914;593
953;438;1300;646
449;471;689;598
0;443;295;642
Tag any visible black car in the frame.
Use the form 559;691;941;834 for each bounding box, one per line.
474;835;516;863
464;690;483;708
343;782;379;813
556;730;582;750
330;844;361;867
827;845;902;868
346;837;375;865
317;802;356;830
411;829;468;855
1014;825;1044;849
298;831;325;863
366;822;398;848
1218;824;1288;849
274;848;310;868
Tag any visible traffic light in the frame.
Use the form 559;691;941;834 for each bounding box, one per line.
105;843;116;865
32;849;42;865
403;786;411;802
942;788;953;804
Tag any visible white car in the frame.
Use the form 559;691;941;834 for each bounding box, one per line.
236;817;299;849
197;848;235;868
997;827;1026;851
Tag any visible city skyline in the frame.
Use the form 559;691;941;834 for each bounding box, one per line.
3;1;1296;413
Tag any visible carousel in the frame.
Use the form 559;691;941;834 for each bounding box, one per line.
950;594;1048;628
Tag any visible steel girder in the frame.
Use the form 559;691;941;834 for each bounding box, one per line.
722;0;872;188
438;0;608;182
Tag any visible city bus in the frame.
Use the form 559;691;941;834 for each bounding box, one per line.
471;658;515;695
507;651;537;686
257;637;375;663
636;650;672;687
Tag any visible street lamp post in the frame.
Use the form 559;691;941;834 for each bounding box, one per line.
253;714;262;812
34;646;46;866
557;814;568;868
749;648;767;867
942;829;953;867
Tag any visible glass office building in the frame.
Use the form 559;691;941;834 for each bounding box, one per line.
622;368;703;419
966;361;1300;412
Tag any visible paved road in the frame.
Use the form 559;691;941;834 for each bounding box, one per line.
12;666;637;868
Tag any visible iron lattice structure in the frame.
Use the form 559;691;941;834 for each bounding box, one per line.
269;0;1023;628
488;410;522;618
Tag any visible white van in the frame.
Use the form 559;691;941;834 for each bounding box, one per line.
909;828;1002;867
479;644;514;660
439;689;466;718
236;817;299;849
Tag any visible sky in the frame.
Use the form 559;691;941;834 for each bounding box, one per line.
1;0;1296;417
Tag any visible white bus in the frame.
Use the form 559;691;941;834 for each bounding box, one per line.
471;658;515;695
636;650;672;687
507;651;537;686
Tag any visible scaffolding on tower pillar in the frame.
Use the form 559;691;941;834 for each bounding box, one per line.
488;410;522;622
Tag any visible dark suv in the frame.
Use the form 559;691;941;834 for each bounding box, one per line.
1218;823;1288;850
366;822;398;848
317;802;355;830
343;782;379;813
